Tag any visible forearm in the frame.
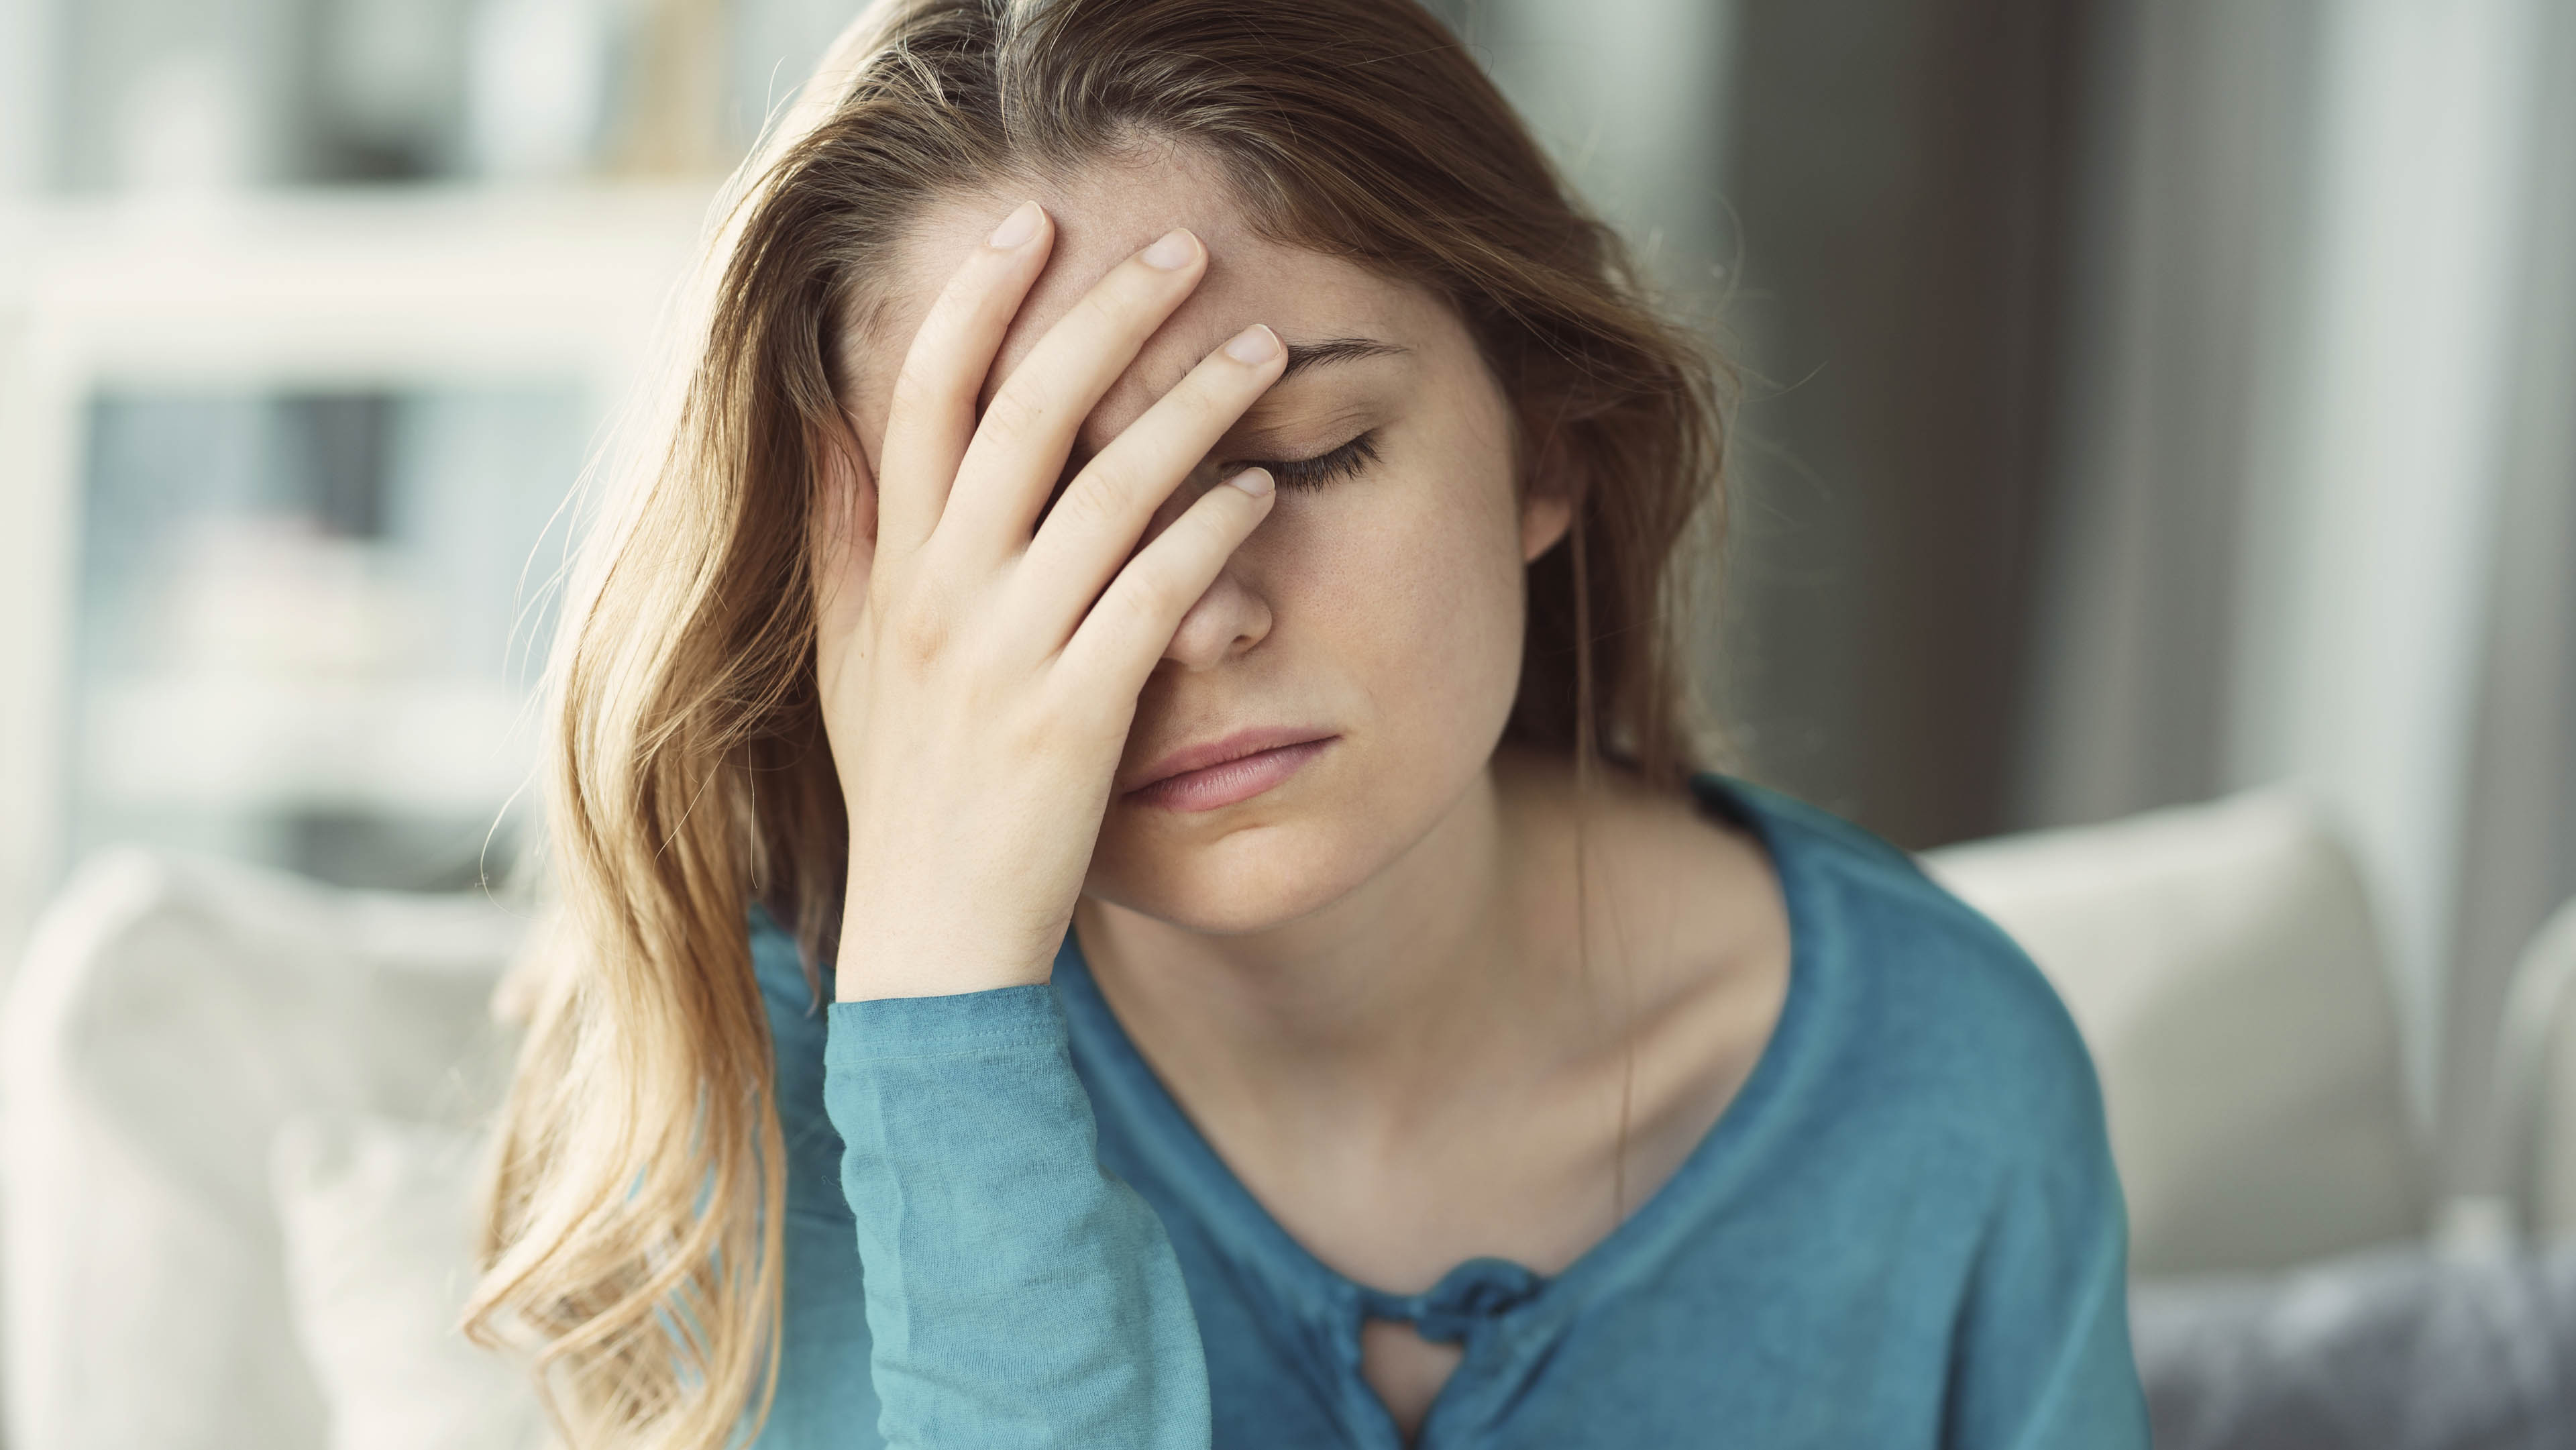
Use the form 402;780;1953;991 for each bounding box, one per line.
824;984;1211;1449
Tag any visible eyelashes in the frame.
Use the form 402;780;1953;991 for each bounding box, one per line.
1241;429;1380;491
1037;427;1383;527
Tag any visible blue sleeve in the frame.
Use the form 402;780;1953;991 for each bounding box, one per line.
759;1204;885;1446
821;985;1212;1449
1943;1056;2151;1448
746;917;885;1449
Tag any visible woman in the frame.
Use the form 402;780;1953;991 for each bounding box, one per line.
468;0;2149;1445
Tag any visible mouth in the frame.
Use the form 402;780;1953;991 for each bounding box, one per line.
1123;727;1339;813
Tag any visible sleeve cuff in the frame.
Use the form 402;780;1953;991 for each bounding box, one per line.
824;982;1063;1067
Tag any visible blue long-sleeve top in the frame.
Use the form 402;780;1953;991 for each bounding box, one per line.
751;774;2150;1447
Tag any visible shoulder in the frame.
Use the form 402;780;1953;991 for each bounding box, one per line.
1708;776;2111;1163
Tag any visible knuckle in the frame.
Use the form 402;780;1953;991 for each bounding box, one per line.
1073;276;1124;317
1162;375;1232;431
1046;473;1122;535
887;364;953;423
977;386;1045;442
1118;567;1182;626
942;252;998;301
1000;695;1065;754
883;592;951;665
1069;282;1138;335
930;261;1000;327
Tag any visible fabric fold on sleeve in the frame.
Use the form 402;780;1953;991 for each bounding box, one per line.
824;984;1212;1449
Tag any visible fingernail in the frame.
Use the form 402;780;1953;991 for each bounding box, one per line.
1140;229;1197;270
1226;467;1275;497
1224;325;1280;365
988;201;1042;250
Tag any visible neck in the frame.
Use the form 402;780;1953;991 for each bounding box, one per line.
1075;756;1587;1140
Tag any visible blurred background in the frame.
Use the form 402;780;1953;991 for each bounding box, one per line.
1;0;2573;1445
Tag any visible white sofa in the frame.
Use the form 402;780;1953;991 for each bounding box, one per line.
4;788;2571;1447
0;849;534;1450
1923;789;2428;1274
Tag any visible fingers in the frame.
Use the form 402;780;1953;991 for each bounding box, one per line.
1056;468;1275;698
938;228;1208;549
875;200;1053;558
1012;323;1286;634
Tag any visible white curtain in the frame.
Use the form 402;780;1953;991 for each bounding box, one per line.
2021;0;2576;1191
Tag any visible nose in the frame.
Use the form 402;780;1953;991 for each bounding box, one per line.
1160;565;1271;670
1136;479;1272;671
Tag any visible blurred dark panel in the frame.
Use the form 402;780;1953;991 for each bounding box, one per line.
289;0;472;182
281;807;514;891
1719;0;2097;849
2008;0;2323;835
282;393;394;538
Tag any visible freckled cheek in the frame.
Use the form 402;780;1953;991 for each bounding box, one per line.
1269;473;1526;727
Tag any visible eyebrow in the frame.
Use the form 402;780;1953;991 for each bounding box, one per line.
1279;337;1407;380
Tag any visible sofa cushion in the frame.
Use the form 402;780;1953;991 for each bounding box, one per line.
1926;790;2426;1274
1;848;522;1450
271;1113;545;1450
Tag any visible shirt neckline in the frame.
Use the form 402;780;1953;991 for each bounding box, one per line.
1049;771;1826;1375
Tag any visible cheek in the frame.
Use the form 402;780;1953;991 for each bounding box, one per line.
1283;439;1528;740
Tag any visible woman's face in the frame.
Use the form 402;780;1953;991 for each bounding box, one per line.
845;149;1570;935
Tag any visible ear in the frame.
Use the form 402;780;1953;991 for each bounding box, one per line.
810;417;881;641
1519;482;1572;563
1513;404;1577;562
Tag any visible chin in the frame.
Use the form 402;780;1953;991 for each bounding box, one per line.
1085;809;1386;936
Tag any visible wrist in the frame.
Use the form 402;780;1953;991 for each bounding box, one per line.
831;904;1061;1002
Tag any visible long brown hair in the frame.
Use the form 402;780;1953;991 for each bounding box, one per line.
467;0;1729;1443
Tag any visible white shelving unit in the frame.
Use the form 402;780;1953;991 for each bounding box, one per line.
0;183;711;961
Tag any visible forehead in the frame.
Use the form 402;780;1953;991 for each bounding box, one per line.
854;149;1443;440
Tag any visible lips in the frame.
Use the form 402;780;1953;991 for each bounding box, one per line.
1122;726;1338;812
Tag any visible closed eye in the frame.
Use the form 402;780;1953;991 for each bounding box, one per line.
1234;429;1380;491
1032;427;1379;531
